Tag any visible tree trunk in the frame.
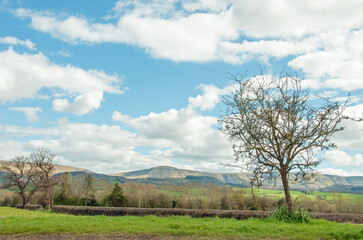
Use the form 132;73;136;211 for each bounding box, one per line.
21;191;27;209
281;170;293;210
250;183;255;201
22;198;27;209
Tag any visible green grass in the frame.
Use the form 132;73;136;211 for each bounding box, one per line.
0;207;362;239
157;186;363;202
248;188;363;201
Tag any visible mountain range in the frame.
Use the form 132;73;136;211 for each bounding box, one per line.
112;166;363;193
1;162;362;193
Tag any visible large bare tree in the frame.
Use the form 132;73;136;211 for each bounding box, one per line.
220;73;357;210
0;156;39;208
1;148;58;209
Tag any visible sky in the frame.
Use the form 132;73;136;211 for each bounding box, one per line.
0;0;363;176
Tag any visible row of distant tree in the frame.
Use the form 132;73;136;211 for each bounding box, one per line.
0;148;127;209
55;171;127;207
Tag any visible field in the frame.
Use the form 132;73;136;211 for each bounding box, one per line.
157;185;363;201
0;207;362;239
244;188;362;201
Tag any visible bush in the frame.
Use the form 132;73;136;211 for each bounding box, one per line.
272;206;311;223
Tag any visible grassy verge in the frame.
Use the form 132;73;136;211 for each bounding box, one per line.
0;207;362;239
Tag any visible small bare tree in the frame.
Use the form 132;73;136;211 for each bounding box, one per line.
220;73;357;210
58;172;73;203
0;156;39;208
31;148;58;209
83;174;95;206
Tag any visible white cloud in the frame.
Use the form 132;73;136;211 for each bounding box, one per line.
0;122;159;173
231;0;363;38
0;48;122;114
52;91;104;115
324;150;363;166
0;36;36;49
289;29;363;91
8;107;42;122
111;84;235;166
317;168;363;176
328;104;363;151
188;84;235;111
112;106;233;163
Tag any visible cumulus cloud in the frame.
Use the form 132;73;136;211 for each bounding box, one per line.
8;107;42;122
317;168;363;176
188;84;235;111
0;48;122;114
327;104;363;151
289;29;363;91
52;91;104;115
324;150;363;166
5;2;340;62
112;107;233;164
0;36;36;49
0;123;149;173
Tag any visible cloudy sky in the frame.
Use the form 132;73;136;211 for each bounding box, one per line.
0;0;363;176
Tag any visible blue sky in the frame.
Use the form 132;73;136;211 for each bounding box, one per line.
0;0;363;176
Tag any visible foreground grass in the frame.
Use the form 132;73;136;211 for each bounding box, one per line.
0;207;362;239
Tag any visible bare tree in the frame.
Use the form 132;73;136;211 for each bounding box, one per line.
83;174;95;206
31;148;58;209
1;148;58;209
220;73;358;210
0;156;39;208
58;172;73;203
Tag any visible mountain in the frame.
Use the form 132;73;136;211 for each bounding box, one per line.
114;166;363;193
1;161;362;193
112;166;220;179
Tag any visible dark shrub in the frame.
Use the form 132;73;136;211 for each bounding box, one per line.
107;183;127;207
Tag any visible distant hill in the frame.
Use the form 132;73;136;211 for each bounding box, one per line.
0;160;92;175
1;161;362;193
112;166;220;179
114;166;363;193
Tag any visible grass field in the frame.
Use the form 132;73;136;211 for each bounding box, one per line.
0;207;362;239
250;188;363;201
159;185;363;202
